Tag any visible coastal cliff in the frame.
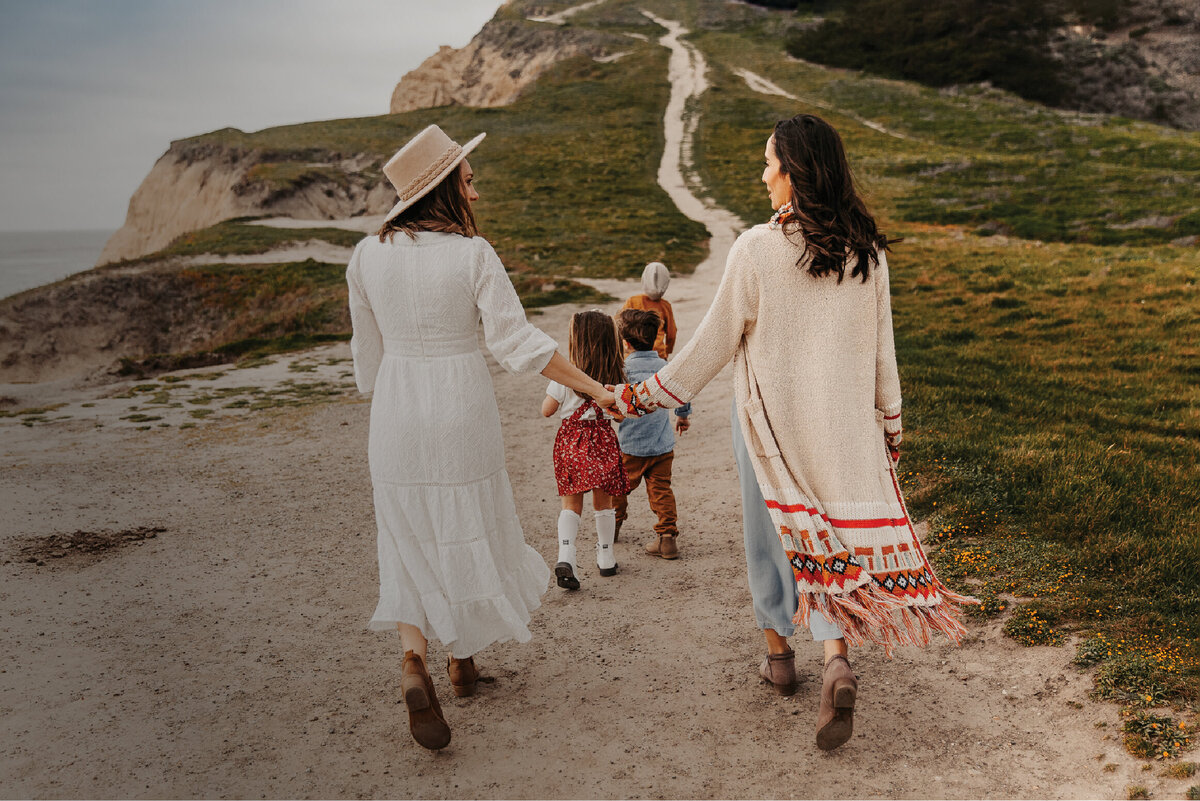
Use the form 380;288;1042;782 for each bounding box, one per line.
97;139;394;266
389;18;612;112
100;12;618;267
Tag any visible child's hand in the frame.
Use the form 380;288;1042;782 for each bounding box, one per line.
675;416;690;434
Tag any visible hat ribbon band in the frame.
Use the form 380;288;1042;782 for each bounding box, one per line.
398;144;464;202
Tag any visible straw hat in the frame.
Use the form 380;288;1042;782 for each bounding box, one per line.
382;124;486;223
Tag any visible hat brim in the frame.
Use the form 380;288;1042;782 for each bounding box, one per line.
383;132;486;224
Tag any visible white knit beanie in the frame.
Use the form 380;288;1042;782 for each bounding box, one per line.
642;262;670;300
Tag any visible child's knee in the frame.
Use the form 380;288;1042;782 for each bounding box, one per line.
591;489;615;511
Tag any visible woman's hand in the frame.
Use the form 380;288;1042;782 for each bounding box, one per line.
594;385;623;421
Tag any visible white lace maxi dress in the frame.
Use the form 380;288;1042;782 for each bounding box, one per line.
346;231;556;657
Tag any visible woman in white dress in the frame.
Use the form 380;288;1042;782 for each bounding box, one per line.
347;125;617;750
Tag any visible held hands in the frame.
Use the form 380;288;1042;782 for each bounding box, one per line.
594;385;624;421
604;383;651;418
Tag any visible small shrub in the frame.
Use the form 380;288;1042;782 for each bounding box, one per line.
1126;786;1149;800
1122;711;1191;760
966;589;1007;617
1003;604;1065;646
1185;786;1199;800
1094;654;1172;706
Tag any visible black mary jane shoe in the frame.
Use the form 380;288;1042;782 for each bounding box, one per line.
555;561;580;590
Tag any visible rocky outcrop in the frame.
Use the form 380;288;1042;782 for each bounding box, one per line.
1054;0;1200;129
390;18;613;112
98;140;394;266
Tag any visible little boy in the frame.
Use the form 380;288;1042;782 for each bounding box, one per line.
614;309;692;559
620;262;676;360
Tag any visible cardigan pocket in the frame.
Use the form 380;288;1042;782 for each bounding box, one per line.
741;398;781;459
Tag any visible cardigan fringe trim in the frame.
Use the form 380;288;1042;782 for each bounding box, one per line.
795;581;977;658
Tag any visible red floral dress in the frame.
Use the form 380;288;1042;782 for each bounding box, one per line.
553;399;630;497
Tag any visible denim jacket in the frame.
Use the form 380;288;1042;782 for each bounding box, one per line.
617;350;690;457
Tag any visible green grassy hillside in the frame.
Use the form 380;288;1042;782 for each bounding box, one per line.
184;44;707;283
672;0;1200;713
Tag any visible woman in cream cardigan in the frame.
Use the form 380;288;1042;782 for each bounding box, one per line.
613;114;973;751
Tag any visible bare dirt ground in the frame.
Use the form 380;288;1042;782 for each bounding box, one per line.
0;11;1190;801
0;285;1162;801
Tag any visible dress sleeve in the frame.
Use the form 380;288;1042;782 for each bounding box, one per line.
475;239;558;375
347;242;384;394
873;250;903;445
614;232;758;415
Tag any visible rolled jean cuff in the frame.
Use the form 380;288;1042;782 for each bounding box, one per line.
809;608;842;641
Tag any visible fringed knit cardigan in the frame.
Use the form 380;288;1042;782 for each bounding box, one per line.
614;224;976;654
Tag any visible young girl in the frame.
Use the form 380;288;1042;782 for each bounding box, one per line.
541;310;631;590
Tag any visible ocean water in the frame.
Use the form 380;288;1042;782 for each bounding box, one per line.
0;229;113;301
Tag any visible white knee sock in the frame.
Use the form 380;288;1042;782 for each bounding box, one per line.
557;510;580;568
595;509;616;570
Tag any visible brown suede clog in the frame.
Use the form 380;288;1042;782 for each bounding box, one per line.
401;651;451;750
816;654;857;751
759;648;798;696
447;655;479;698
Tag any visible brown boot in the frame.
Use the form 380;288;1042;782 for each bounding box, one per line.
644;536;661;556
659;534;678;559
401;651;450;750
816;654;857;751
759;648;798;695
447;654;479;698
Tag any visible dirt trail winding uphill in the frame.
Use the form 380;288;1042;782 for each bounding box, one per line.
641;11;744;276
0;12;1170;801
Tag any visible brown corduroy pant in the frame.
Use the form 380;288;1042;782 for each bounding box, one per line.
614;451;678;537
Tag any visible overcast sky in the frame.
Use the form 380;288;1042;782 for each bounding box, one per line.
0;0;505;232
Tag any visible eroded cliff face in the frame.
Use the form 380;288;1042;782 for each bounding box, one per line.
390;18;613;112
97;141;394;266
100;12;619;267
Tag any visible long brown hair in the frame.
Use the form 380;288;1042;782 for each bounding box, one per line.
377;161;478;242
567;311;625;400
772;114;889;283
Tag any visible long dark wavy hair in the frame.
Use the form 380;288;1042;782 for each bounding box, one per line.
772;114;890;283
567;311;626;400
377;161;478;242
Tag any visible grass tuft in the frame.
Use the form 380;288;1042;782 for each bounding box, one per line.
1164;762;1198;780
1121;710;1192;760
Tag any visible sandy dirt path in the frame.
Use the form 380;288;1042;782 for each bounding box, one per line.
0;13;1181;801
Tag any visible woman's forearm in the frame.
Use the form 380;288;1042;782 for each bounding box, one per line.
540;351;607;399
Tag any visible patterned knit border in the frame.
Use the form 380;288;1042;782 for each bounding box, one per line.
784;450;978;656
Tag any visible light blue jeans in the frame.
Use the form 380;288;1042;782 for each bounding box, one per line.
731;402;843;641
